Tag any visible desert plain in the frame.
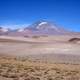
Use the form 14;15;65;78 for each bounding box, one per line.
0;35;80;80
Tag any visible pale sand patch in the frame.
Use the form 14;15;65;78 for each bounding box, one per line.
0;36;80;64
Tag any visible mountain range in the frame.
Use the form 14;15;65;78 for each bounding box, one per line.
0;20;79;36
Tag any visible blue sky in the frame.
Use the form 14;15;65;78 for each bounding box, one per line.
0;0;80;32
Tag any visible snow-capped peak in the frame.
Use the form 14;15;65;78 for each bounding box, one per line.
38;22;48;26
36;22;48;29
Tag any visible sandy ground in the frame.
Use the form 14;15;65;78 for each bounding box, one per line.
0;57;80;80
0;36;80;64
0;35;80;80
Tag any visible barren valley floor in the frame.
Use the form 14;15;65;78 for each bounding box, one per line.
0;36;80;80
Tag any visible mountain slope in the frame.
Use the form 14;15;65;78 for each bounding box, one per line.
1;20;79;36
24;20;69;35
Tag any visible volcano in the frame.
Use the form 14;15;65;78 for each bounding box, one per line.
23;20;69;35
1;20;78;36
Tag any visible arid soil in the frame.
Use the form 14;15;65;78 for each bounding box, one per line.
0;36;80;64
0;57;80;80
0;35;80;80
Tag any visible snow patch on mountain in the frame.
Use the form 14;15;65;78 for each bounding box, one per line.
0;27;8;32
38;22;48;26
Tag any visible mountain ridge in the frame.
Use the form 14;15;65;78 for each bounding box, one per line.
0;20;79;36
